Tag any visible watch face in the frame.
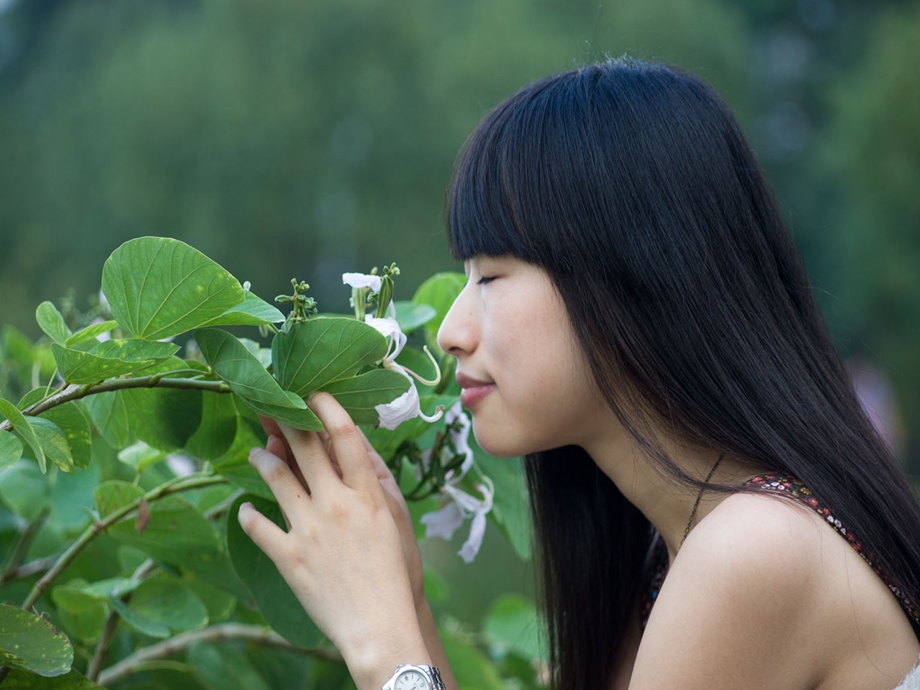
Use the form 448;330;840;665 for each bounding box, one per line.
394;669;430;690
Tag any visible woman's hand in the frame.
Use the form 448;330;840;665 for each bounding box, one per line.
238;393;430;689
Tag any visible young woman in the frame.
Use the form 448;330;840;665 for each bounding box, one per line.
238;58;920;689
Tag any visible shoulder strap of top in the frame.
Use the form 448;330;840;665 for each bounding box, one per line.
744;473;920;637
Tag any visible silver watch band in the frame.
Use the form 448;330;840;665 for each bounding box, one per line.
381;663;446;690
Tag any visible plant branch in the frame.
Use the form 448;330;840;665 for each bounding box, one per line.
87;557;157;681
0;509;48;586
19;473;226;611
0;375;232;432
96;623;343;687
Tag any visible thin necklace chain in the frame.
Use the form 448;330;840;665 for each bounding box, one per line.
679;453;725;551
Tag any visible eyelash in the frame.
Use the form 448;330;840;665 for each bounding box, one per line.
477;275;495;285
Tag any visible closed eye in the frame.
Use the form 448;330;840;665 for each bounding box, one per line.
477;275;496;285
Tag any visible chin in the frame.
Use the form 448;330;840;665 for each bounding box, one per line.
471;426;537;459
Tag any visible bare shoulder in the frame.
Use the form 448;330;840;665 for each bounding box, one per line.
629;492;920;690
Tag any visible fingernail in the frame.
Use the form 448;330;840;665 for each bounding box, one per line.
249;447;261;462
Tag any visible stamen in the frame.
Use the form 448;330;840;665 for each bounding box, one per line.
402;346;442;386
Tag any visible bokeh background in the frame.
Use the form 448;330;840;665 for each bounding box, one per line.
1;0;918;627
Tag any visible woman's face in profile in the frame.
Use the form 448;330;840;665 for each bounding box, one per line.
437;255;604;457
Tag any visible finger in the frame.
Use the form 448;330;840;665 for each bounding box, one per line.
307;392;379;491
259;415;283;439
360;431;402;498
248;447;311;525
267;434;308;492
274;421;341;493
238;501;290;558
318;431;344;479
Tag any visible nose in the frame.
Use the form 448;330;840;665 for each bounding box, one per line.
437;283;478;356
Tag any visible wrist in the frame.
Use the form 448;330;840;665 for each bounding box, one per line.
344;633;431;690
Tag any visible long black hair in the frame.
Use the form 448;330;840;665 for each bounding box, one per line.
446;58;920;690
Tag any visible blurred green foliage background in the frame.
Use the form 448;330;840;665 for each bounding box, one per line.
0;0;917;468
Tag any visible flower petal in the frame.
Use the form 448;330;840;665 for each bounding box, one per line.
458;508;488;563
342;272;382;293
365;316;407;359
420;502;465;540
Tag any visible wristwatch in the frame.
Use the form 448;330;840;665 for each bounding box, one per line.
380;664;446;690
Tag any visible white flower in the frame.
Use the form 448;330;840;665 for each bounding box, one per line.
363;315;442;430
375;366;442;430
421;479;494;564
419;403;493;563
342;272;382;293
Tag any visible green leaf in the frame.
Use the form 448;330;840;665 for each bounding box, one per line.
117;441;168;473
120;578;209;634
479;447;531;561
48;461;99;535
394;301;437;333
51;581;108;644
52;339;179;384
184;392;239;461
0;430;23;470
96;482;227;571
198;290;285;328
412;272;466;338
108;597;170;639
0;398;46;472
439;627;505;690
64;320;118;348
483;594;546;662
0;668;104;689
0;603;74;677
84;391;131;448
321;369;410;424
101;236;245;340
117;357;203;452
40;403;93;470
28;417;74;473
188;644;271;690
272;318;388;396
0;461;49;521
226;494;322;648
196;328;321;431
35;302;73;345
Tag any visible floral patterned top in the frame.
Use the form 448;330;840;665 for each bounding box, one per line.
639;473;920;634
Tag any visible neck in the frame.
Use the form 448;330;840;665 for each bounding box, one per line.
580;418;752;564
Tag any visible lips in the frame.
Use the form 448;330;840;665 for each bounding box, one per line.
456;372;496;408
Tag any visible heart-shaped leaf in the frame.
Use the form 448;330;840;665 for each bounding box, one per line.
412;272;466;338
272;318;388;397
64;320;118;348
83;391;131;448
112;579;208;637
0;603;74;677
102;236;245;340
40;402;92;470
322;369;410;424
226;494;322;648
184;392;239;461
27;418;73;473
196;328;321;431
35;302;72;345
0;430;23;470
0;398;46;472
394;301;437;333
0;669;104;689
52;339;179;384
198;290;285;328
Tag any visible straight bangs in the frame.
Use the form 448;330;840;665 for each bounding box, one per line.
446;73;568;263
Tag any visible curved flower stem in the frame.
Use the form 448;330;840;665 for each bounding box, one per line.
19;473;226;611
97;623;343;687
0;375;232;432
